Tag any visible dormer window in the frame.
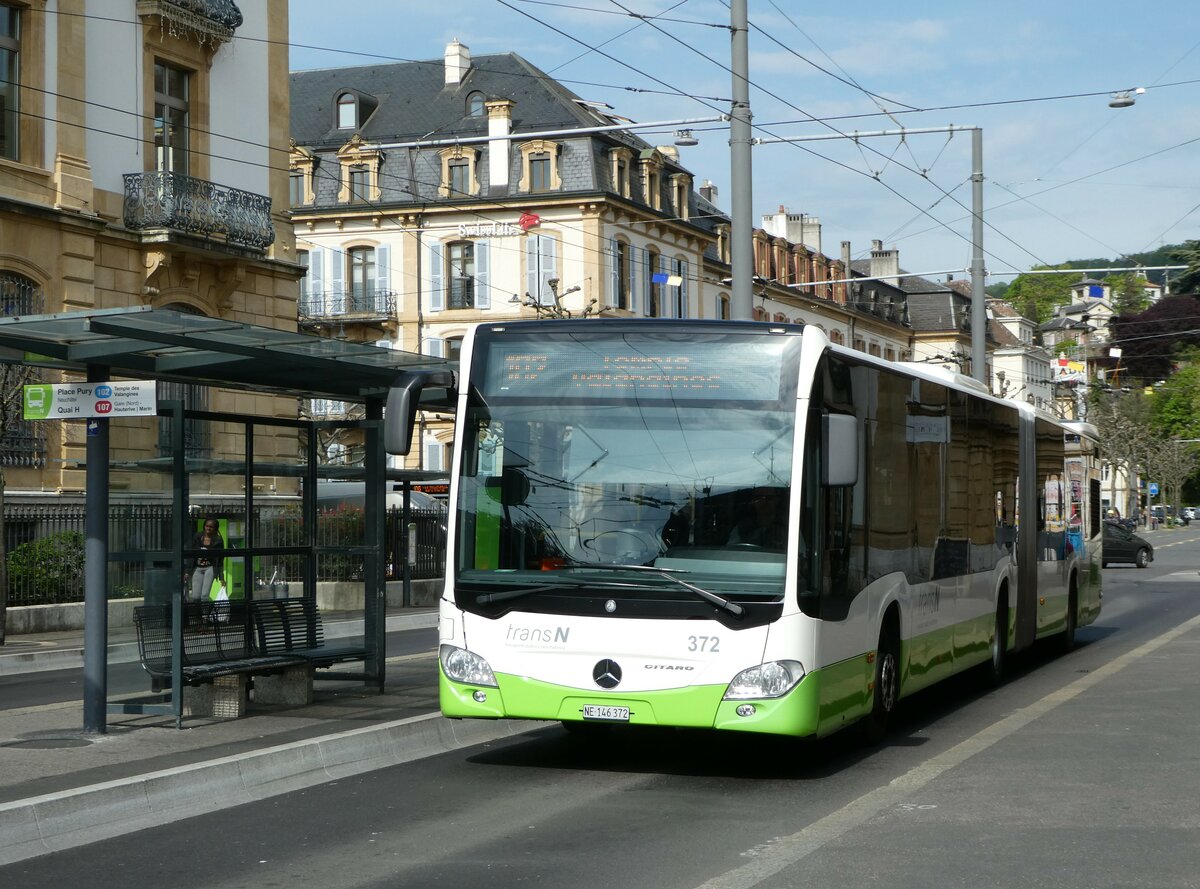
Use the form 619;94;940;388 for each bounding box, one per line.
466;91;486;118
337;133;382;203
518;140;561;193
438;145;480;198
638;150;663;210
609;147;633;199
337;92;356;129
670;173;691;220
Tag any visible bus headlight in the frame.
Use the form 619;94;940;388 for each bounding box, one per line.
440;644;498;687
723;660;806;700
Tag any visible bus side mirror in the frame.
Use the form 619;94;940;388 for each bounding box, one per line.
385;370;456;456
822;413;858;487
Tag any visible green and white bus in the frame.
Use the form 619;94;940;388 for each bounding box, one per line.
389;319;1102;739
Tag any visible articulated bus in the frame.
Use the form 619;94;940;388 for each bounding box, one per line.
389;319;1102;739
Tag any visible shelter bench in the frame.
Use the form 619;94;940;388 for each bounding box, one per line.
133;597;366;719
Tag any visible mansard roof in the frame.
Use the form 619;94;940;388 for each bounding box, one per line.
291;52;652;153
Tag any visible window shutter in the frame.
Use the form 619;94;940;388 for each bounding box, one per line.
474;240;490;309
678;259;689;318
539;237;557;307
526;236;540;304
328;247;345;314
608;237;619;308
427;337;445;358
628;246;639;314
424;438;444;472
645;251;655;317
428;241;444;312
375;244;391;310
307;248;324;314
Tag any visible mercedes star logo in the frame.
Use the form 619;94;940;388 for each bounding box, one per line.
593;658;622;689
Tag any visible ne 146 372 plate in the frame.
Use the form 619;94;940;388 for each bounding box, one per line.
581;704;630;722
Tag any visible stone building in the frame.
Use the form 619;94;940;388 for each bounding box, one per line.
1;0;301;504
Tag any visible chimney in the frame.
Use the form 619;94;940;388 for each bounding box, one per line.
870;239;900;287
445;39;471;85
698;179;718;203
486;99;514;192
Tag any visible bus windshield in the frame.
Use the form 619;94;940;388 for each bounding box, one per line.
454;326;803;606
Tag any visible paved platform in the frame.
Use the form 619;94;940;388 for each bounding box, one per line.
0;608;542;866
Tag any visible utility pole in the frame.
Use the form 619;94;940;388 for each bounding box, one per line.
729;0;754;319
969;127;986;384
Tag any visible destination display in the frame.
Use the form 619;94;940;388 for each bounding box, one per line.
483;337;790;402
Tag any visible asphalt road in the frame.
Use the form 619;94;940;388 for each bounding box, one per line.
4;532;1199;889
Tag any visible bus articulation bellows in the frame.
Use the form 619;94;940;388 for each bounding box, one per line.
386;320;1102;739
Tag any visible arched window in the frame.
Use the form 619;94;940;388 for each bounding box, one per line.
466;92;486;117
0;272;45;467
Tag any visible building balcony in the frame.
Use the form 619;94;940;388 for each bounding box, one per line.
123;171;275;252
299;287;397;327
136;0;243;46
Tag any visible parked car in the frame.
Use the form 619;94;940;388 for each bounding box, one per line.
1103;520;1154;568
1184;507;1197;521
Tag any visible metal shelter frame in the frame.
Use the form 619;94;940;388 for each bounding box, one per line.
0;306;452;731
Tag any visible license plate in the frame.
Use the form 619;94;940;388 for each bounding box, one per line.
582;704;630;722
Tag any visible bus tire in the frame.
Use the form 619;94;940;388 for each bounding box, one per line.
1060;581;1078;653
863;618;899;744
986;598;1008;687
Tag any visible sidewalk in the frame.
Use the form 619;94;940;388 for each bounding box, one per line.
0;607;541;866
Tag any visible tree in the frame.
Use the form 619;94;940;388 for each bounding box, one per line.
1003;266;1077;325
1169;240;1200;295
1109;296;1200;385
1087;388;1157;516
1146;439;1200;518
1107;272;1152;315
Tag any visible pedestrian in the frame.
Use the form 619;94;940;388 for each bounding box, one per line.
185;517;225;603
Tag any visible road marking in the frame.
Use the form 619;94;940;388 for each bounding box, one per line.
694;612;1200;889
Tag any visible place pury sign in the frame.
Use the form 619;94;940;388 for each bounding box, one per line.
23;381;157;420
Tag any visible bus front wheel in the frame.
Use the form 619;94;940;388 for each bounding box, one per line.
863;622;899;744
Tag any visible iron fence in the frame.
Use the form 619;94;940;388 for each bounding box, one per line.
3;503;446;606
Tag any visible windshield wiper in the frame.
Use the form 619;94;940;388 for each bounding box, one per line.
474;577;633;606
559;562;745;618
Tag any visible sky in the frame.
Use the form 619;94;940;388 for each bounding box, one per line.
288;0;1200;283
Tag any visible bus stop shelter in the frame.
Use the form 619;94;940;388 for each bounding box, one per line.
0;306;453;731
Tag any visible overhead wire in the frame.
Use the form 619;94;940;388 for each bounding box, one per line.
594;0;1049;270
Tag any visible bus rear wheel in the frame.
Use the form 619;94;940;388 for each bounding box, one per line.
985;599;1008;687
1060;582;1078;653
863;623;899;744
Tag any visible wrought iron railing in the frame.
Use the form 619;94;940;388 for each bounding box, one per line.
298;287;397;323
3;503;446;606
448;276;475;309
123;171;275;251
135;0;243;45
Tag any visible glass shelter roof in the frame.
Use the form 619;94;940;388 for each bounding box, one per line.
0;306;449;401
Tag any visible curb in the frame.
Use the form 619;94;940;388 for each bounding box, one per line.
0;712;545;867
